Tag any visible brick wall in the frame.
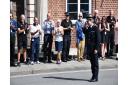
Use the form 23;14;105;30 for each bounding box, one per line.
92;0;118;18
11;0;118;48
48;0;66;21
48;0;76;48
48;0;118;48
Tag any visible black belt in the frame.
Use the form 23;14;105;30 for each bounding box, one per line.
44;34;52;36
64;35;71;36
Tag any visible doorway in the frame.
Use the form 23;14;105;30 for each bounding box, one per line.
10;0;24;20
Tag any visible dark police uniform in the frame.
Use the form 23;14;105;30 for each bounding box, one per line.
61;19;73;62
86;24;101;81
106;16;116;56
17;21;28;50
10;19;17;66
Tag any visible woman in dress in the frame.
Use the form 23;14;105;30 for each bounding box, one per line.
99;16;110;60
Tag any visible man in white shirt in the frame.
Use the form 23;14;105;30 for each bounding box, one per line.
30;17;42;65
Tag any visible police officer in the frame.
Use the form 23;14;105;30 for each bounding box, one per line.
86;15;101;82
106;10;116;57
42;12;55;63
61;12;73;62
10;13;17;66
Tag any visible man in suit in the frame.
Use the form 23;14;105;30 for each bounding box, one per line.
86;15;101;82
106;10;116;57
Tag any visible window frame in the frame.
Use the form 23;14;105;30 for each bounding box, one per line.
66;0;92;20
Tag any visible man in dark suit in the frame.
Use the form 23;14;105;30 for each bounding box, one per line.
86;15;101;82
106;10;116;57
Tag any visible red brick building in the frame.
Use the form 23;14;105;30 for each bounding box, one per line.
48;0;118;48
48;0;118;21
10;0;118;48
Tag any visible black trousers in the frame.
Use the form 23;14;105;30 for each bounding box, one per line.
62;35;71;61
43;34;53;62
115;44;118;53
10;36;15;65
89;53;99;80
107;32;115;56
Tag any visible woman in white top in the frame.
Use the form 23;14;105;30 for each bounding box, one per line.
53;19;64;64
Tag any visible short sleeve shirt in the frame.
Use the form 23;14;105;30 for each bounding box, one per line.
10;19;17;36
17;21;28;37
61;19;73;35
30;24;42;38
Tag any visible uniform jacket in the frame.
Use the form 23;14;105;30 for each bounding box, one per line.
86;25;101;53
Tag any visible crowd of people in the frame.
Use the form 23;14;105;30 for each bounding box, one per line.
10;9;118;82
10;10;118;67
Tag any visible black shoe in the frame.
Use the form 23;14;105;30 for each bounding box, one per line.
43;61;47;63
62;60;67;62
47;61;53;63
89;78;98;82
116;57;118;60
43;59;47;63
66;58;71;61
17;62;21;67
110;52;116;56
10;63;17;67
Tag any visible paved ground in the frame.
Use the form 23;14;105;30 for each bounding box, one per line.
11;68;118;85
10;58;118;76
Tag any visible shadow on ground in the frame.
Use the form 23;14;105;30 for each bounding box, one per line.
43;76;89;81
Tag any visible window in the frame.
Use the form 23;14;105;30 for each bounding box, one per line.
80;0;89;18
67;0;91;20
67;0;78;20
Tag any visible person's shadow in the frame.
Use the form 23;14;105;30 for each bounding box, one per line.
43;76;89;82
